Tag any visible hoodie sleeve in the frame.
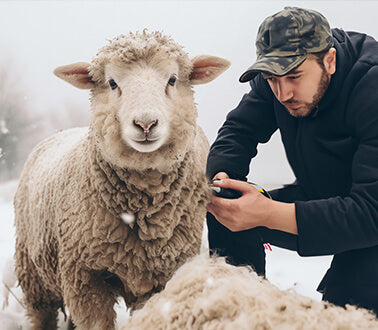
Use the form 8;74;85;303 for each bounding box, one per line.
206;74;278;180
296;66;378;256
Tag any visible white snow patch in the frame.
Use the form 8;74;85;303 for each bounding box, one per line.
206;277;215;286
2;258;17;309
120;213;135;226
0;181;18;203
200;219;209;253
161;301;171;314
0;120;9;135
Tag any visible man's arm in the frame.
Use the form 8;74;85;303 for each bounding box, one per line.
208;68;378;256
206;74;277;181
206;75;278;276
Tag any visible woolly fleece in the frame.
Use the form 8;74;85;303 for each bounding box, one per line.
14;31;217;330
124;254;378;330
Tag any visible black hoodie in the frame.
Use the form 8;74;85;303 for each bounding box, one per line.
206;29;378;310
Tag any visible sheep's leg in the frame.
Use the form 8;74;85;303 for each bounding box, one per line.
15;247;60;329
61;266;117;330
26;308;59;330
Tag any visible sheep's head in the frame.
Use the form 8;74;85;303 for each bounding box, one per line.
54;31;230;172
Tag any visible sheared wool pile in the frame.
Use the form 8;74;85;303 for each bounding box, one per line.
124;254;378;330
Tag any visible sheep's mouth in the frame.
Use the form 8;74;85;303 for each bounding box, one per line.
132;138;159;145
139;140;156;145
124;131;167;153
127;136;165;153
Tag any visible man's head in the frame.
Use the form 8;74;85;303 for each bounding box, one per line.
240;7;336;117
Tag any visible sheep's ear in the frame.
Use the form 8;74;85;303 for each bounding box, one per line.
53;62;95;90
189;55;231;85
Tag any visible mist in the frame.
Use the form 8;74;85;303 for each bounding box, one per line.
0;0;377;185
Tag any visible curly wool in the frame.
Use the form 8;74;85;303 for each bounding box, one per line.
124;255;378;330
87;31;199;173
14;126;209;329
14;30;211;330
90;31;192;86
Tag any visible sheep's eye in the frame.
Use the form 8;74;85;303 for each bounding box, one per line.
109;79;118;90
168;75;177;86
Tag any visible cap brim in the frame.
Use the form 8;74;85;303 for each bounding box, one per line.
239;54;307;83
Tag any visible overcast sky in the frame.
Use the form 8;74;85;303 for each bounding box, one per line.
0;0;377;185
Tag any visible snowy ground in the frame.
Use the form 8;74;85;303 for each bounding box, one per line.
0;181;332;329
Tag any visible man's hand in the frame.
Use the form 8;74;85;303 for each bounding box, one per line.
207;177;270;231
207;174;298;235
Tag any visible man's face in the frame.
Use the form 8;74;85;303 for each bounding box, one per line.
263;49;336;118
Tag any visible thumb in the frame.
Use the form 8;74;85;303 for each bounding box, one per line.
213;178;253;194
212;172;229;180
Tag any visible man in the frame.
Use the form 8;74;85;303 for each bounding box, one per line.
206;6;378;315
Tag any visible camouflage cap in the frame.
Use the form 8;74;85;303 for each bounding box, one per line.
239;7;334;82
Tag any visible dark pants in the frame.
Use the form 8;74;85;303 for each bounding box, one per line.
207;212;266;276
207;183;378;316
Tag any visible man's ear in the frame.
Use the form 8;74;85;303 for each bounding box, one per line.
190;55;231;85
53;62;95;89
324;48;336;75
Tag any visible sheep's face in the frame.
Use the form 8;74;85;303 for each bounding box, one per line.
104;59;182;153
54;31;230;171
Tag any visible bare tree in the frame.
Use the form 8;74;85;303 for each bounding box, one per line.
0;59;91;182
0;65;44;181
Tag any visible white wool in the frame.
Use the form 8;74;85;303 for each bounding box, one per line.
124;255;378;330
14;31;230;330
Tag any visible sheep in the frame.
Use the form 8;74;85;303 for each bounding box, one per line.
123;254;378;330
14;30;230;330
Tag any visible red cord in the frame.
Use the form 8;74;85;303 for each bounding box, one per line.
263;243;272;251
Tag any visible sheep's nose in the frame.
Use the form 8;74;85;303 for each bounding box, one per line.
133;120;158;134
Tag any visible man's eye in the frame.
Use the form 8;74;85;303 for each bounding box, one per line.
288;75;300;80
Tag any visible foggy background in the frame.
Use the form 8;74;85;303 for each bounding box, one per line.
1;0;377;185
0;3;377;323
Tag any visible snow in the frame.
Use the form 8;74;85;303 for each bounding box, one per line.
120;213;135;226
0;1;374;327
206;277;215;286
0;120;9;135
0;180;332;329
161;301;172;314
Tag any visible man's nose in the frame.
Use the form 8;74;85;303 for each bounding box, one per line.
276;81;293;103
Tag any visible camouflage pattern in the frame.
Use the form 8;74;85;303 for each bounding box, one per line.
240;7;334;82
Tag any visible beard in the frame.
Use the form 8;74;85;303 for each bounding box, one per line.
282;69;331;118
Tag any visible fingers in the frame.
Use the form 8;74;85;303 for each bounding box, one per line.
207;197;235;229
212;178;255;194
207;192;232;216
208;193;232;209
212;172;229;180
